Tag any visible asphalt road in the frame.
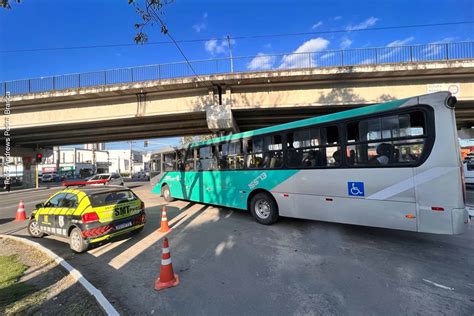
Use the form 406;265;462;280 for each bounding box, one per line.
1;183;473;315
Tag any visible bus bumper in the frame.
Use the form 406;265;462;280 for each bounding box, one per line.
453;208;470;234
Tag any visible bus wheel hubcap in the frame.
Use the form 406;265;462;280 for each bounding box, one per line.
255;200;271;219
30;222;40;235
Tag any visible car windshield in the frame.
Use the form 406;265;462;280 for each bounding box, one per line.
90;175;110;181
89;190;136;207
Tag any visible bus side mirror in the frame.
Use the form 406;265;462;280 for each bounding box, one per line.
35;202;44;209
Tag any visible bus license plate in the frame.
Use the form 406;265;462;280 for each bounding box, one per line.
115;221;132;230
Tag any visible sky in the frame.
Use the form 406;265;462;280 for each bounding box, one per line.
1;0;473;151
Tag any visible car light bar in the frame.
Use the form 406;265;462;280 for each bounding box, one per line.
62;179;110;187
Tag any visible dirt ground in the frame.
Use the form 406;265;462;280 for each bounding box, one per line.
0;237;104;316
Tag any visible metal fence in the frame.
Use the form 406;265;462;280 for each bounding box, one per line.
2;41;473;96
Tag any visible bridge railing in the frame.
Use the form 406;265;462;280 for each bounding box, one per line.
2;41;473;96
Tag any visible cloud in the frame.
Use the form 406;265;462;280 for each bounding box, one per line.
433;37;456;43
247;53;276;71
333;16;342;21
280;37;330;69
420;37;456;57
360;37;415;64
320;52;336;60
340;37;352;49
204;38;235;55
387;36;415;47
346;17;378;31
312;21;323;29
193;13;208;33
193;22;207;33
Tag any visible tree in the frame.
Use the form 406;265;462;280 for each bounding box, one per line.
0;0;20;9
180;134;215;146
128;0;174;44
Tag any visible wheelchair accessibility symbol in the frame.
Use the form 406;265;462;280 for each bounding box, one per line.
348;182;364;197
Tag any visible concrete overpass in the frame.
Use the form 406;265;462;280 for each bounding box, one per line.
2;41;474;150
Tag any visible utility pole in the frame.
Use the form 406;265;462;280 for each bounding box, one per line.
92;143;96;174
227;35;234;73
55;146;60;176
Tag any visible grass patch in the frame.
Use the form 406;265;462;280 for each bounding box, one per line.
0;255;37;310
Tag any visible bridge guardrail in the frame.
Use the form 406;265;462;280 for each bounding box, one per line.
1;41;473;96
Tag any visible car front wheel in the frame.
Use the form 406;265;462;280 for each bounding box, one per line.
69;227;88;253
28;219;44;238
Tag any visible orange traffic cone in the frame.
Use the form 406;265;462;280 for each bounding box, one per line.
159;206;170;233
155;237;180;291
15;200;27;221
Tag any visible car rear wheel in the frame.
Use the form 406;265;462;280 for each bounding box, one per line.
69;227;88;253
28;219;44;238
161;184;175;202
250;192;279;225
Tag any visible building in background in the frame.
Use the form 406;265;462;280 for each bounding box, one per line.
108;149;148;176
40;147;110;178
84;143;105;151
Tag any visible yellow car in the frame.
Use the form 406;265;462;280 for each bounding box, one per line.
28;183;146;253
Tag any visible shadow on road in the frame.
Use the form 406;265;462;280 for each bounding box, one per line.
0;218;15;225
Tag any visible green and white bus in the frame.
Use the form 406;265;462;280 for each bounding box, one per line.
149;92;468;235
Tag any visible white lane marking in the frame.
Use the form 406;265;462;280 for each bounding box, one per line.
1;235;119;316
0;198;47;211
422;279;454;291
367;167;452;200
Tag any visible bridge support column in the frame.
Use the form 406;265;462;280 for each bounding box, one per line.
22;157;36;189
206;86;239;133
458;128;474;140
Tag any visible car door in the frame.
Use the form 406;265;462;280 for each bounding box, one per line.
56;193;79;236
39;193;67;234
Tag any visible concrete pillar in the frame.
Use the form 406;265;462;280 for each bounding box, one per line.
22;156;36;189
206;86;239;133
458;128;474;140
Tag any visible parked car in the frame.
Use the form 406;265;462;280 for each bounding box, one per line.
87;173;124;186
463;161;474;186
28;184;145;252
133;171;150;181
41;173;54;182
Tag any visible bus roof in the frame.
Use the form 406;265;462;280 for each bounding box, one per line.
191;96;411;148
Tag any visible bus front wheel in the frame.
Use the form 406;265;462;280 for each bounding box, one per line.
250;192;279;225
161;184;175;202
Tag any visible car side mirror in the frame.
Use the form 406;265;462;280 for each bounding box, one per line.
35;202;44;209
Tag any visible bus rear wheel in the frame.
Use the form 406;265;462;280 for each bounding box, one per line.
161;184;175;202
250;192;279;225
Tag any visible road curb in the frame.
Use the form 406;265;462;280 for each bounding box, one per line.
0;187;49;196
0;234;119;316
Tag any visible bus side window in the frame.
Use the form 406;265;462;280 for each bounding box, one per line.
246;138;264;169
163;153;175;172
226;141;244;170
287;126;339;168
346;111;426;166
185;148;195;171
198;146;216;171
246;135;283;169
322;126;341;166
